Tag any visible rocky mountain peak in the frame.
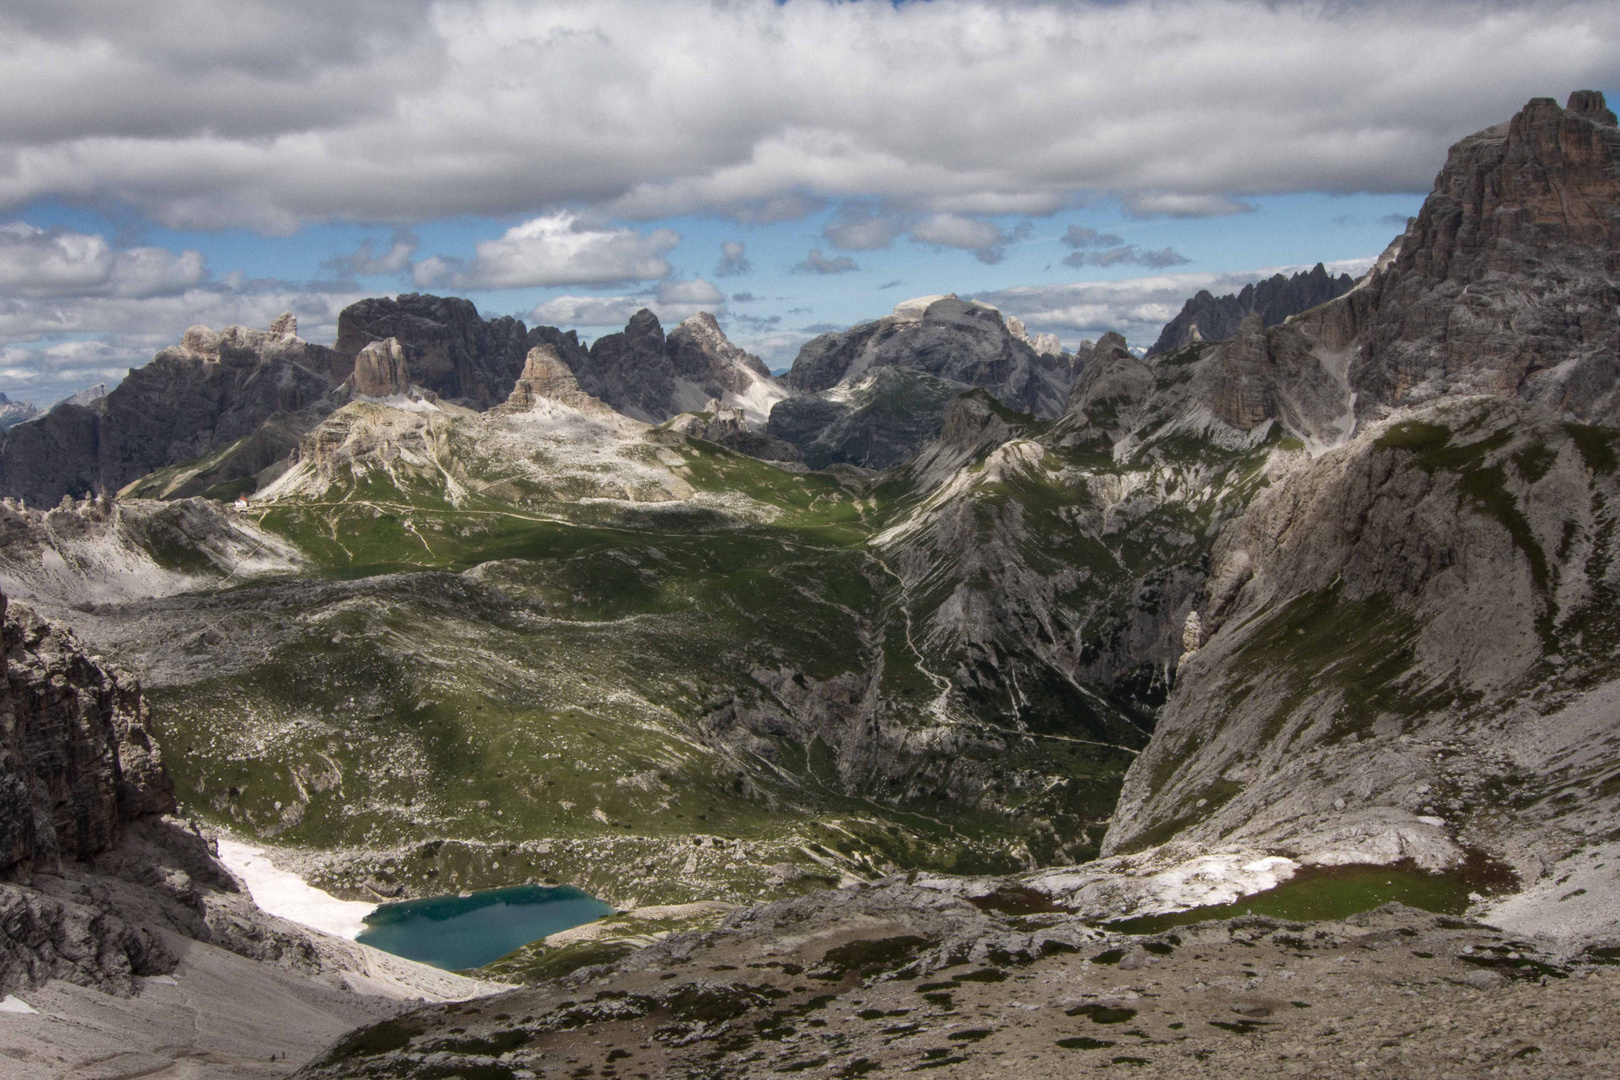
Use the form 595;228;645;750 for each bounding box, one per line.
572;308;785;426
1567;89;1618;127
333;293;529;409
502;344;618;419
348;337;410;397
622;308;667;349
1335;90;1620;423
0;394;37;432
668;312;772;379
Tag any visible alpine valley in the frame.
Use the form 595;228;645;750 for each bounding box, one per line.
4;93;1620;1079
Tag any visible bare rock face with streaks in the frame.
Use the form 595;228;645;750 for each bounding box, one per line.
348;338;412;398
1104;396;1620;931
1276;92;1620;426
502;344;620;419
1;590;174;874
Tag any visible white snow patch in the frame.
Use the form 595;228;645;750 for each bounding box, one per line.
1019;851;1302;921
0;995;38;1014
214;835;375;940
1139;854;1300;912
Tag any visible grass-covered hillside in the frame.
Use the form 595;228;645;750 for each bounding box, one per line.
99;373;1291;906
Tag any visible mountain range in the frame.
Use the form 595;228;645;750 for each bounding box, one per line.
2;91;1618;1077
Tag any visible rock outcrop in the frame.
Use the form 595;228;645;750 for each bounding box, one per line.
0;315;339;505
1;588;174;876
1149;263;1356;356
502;344;619;419
347;338;412;398
0;586;178;992
665;399;804;463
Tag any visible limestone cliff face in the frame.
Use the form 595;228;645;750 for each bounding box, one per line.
0;589;174;877
502;344;620;418
1243;93;1619;433
1102;396;1620;886
1343;94;1620;423
347;337;412;398
0;316;337;505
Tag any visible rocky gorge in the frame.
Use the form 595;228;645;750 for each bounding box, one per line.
1;91;1619;1078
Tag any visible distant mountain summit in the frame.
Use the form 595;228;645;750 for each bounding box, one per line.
1147;263;1355;356
565;309;788;426
0;394;37;431
768;295;1076;468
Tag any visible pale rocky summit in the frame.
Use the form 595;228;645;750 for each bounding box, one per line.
1149;263;1356;356
768;295;1077;468
0;393;37;432
502;344;619;419
347;337;412;398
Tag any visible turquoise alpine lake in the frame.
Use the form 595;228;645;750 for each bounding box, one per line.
355;885;613;971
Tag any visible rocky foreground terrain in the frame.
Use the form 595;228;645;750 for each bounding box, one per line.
297;879;1620;1080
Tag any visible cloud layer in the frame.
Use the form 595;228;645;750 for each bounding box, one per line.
3;1;1616;228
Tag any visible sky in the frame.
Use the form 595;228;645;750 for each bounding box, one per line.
2;0;1618;407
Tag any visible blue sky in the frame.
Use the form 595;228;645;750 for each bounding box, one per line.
2;0;1617;403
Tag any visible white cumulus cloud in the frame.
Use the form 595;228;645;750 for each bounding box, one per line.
0;222;205;298
414;213;679;290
